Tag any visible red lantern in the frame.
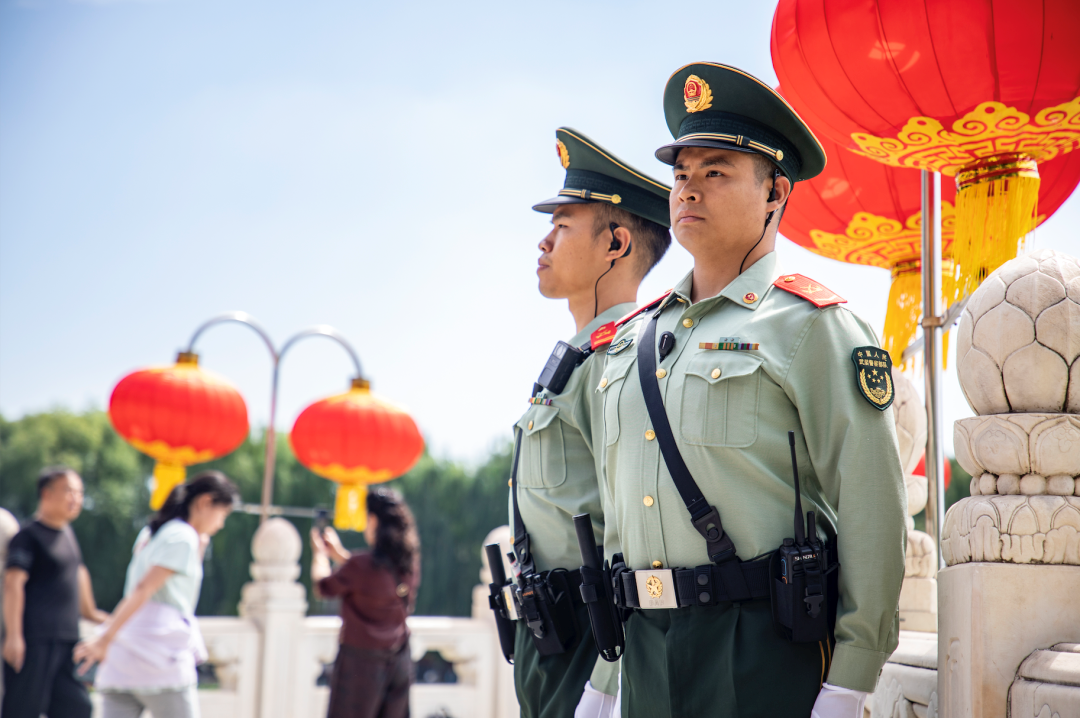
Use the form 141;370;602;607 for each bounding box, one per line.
772;0;1080;301
290;379;424;531
782;110;1080;363
109;352;249;508
914;452;952;491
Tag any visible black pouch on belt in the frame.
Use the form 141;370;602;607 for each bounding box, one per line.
516;569;578;656
770;431;840;643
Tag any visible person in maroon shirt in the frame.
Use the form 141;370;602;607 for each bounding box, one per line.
311;488;421;718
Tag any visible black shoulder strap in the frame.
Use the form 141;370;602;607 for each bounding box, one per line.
509;427;535;575
636;308;743;572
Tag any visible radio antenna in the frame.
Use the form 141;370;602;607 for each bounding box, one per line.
788;430;805;546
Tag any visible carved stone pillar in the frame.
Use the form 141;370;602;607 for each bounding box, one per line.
239;517;307;718
892;373;938;632
939;249;1080;718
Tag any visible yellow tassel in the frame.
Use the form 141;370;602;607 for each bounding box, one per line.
883;259;956;369
951;154;1039;303
883;265;922;366
150;462;186;510
334;483;368;532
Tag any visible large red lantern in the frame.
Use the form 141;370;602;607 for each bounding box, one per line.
772;0;1080;302
290;379;424;531
782;112;1080;363
109;352;250;509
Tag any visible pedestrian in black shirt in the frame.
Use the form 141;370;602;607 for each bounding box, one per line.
2;465;108;718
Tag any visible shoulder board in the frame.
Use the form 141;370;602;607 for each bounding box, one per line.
614;290;674;328
772;274;846;308
589;322;617;350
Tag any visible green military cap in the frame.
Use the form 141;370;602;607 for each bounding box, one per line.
655;62;826;182
533;128;672;228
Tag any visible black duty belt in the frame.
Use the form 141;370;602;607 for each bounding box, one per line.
614;557;771;610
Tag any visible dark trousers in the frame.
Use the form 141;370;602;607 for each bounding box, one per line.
621;600;832;718
327;642;412;718
2;640;92;718
514;600;597;718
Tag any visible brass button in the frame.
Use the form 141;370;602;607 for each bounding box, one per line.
775;150;784;161
655;368;667;379
784;276;796;283
645;430;656;441
682;318;694;328
652;560;663;569
711;368;721;379
508;479;512;487
528;420;533;430
643;495;654;507
743;292;758;304
599;377;609;389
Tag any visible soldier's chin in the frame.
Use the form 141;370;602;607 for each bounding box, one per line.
537;274;562;299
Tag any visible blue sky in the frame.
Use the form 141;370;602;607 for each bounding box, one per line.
2;0;1078;463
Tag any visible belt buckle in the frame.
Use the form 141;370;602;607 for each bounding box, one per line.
502;585;520;620
634;569;677;609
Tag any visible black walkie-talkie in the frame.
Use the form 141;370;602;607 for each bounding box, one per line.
773;430;831;643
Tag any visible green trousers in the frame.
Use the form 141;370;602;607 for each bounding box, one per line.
514;600;598;718
621;600;832;718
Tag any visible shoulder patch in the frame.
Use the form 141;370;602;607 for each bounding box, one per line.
772;274;846;308
590;321;617;350
851;346;894;411
614;290;674;328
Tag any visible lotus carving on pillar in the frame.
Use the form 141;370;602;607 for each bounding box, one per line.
944;249;1080;566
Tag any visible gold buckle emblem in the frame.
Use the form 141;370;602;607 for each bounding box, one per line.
683;75;713;114
635;569;677;608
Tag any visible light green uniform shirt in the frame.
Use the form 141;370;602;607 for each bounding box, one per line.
125;519;203;616
510;302;635;696
598;252;906;693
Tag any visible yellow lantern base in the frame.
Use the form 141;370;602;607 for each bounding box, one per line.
334;483;368;532
150;462;187;510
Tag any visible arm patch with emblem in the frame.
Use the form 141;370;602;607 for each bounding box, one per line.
851;346;894;410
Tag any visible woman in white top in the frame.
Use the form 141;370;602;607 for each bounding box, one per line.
74;471;239;718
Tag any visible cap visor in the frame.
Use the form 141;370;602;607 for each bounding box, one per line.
531;195;592;214
654;139;759;166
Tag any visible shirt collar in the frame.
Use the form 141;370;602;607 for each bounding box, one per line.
570;302;638;346
671;251;779;313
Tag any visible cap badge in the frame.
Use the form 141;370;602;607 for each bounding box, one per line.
683;74;713;114
556;139;570;169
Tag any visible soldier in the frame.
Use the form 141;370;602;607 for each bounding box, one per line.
508;128;672;718
595;63;907;717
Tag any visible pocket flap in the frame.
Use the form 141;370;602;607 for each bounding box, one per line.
685;352;764;385
597;356;635;393
516;404;560;436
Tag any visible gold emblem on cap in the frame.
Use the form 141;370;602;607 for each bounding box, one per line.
645;575;664;598
611;194;622;204
683;74;713;114
556;139;570;169
776;150;784;161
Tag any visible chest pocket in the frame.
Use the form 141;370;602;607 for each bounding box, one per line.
515;404;566;489
598;354;635;447
680;352;764;447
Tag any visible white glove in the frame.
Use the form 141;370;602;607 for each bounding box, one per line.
575;680;618;718
811;683;869;718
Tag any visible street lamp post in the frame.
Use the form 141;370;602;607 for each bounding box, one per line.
183;312;364;523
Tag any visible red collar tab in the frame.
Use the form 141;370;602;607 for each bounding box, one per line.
772;274;846;308
590;322;618;350
614;290;674;328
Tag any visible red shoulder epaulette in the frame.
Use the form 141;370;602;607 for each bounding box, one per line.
589;322;618;350
614;290;674;328
772;274;846;308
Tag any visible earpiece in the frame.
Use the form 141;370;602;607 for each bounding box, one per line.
609;223;632;259
767;168;781;203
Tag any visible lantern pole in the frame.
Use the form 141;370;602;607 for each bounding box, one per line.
262;326;365;523
920;171;947;570
184;315;365;524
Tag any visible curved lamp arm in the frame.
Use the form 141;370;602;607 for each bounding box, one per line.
184;311;278;362
278;325;364;379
